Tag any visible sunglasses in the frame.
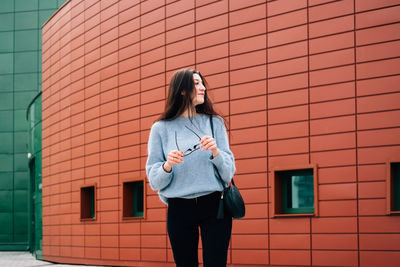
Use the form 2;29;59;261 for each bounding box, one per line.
175;126;202;157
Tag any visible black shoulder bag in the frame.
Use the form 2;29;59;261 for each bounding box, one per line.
210;115;245;220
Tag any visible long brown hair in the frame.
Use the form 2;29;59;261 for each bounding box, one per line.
158;68;224;123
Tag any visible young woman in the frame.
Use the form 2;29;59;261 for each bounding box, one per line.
146;68;236;267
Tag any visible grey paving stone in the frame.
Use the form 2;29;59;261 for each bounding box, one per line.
0;252;104;267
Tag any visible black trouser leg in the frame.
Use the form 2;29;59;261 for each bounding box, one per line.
167;198;199;267
200;215;232;267
198;192;232;267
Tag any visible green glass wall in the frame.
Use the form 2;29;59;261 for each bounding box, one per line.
0;0;66;251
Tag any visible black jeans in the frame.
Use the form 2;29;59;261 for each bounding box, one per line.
167;191;232;267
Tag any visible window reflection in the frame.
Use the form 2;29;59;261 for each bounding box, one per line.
288;175;314;209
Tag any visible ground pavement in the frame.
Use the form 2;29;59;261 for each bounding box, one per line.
0;252;104;267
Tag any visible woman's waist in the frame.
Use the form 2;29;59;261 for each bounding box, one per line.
167;191;221;204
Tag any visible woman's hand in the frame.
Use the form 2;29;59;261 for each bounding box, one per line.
200;136;220;158
163;150;183;172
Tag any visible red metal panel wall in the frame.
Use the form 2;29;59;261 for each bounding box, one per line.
41;0;400;266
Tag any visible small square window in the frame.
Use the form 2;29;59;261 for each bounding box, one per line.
81;186;96;220
387;162;400;215
272;166;318;217
123;180;144;218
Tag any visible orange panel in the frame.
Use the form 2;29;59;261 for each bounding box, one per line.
270;250;310;266
319;200;357;217
360;251;400;267
313;251;358;267
232;249;269;265
313;233;358;250
312;217;358;233
231;19;266;41
319;183;357;200
270;234;310;249
359;199;387;216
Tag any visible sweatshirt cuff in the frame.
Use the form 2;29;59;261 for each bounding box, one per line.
160;164;173;178
210;152;224;167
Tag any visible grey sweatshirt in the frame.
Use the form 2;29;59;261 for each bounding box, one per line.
146;114;236;204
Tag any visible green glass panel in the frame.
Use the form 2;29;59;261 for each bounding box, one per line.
14;91;37;109
0;32;13;53
14;190;28;212
0;92;13;111
0;154;13;172
14;212;28;234
14;172;28;190
281;169;314;214
27;103;34;126
27;95;41;126
15;11;38;30
393;163;400;211
15;30;39;51
36;152;42;174
14;234;28;242
0;53;14;74
28;128;33;152
0;172;13;190
0;74;13;92
0;132;13;153
39;0;58;9
14;73;38;91
0;244;29;250
15;52;38;73
28;99;36;124
0;110;13;132
14;132;28;153
0;13;14;31
34;98;42;124
58;0;67;7
0;191;13;212
0;213;12;235
34;124;42;154
15;0;38;12
38;55;42;72
0;0;14;13
133;181;144;217
0;236;15;244
14;110;29;131
90;188;95;218
39;10;56;27
38;34;42;51
14;153;28;172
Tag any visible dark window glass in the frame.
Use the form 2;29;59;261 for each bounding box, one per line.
123;181;144;218
81;186;95;219
278;169;314;214
392;163;400;211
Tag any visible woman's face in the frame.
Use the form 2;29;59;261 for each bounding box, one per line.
191;73;206;106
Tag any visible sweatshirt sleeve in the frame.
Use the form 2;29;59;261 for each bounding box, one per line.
146;121;173;191
210;116;236;184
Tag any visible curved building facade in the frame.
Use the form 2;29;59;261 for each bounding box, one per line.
42;0;400;266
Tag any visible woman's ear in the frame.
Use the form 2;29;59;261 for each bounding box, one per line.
181;90;185;96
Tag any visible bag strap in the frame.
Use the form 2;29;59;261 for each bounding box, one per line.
209;115;235;188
